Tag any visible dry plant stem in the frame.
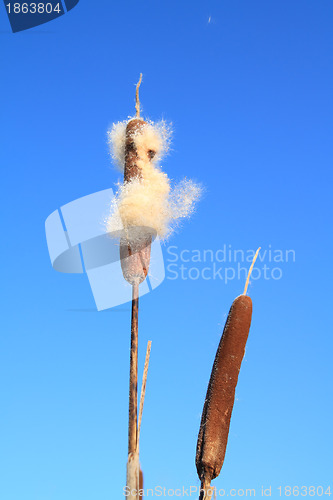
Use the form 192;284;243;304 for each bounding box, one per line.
199;480;213;500
128;282;139;456
127;282;140;500
139;469;144;497
135;73;142;118
138;341;152;441
136;341;151;499
243;247;261;295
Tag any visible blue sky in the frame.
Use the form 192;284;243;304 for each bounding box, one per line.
1;1;333;499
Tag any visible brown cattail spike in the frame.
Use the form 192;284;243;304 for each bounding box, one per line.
196;294;253;482
124;118;147;182
120;117;154;285
196;249;260;489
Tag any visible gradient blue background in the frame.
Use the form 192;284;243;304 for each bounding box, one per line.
1;1;332;498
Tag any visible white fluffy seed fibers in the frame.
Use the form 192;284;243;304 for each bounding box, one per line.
106;118;202;241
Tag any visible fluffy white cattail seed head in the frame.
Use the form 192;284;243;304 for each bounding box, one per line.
106;117;202;242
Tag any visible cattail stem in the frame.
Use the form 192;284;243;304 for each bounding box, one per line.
127;282;140;499
243;247;261;295
129;282;139;455
199;479;213;500
127;296;152;500
135;73;143;118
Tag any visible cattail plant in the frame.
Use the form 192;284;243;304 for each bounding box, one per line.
106;75;202;498
196;248;261;500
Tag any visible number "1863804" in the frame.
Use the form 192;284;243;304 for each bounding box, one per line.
6;3;62;14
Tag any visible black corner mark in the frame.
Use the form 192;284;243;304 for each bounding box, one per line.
3;0;80;33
